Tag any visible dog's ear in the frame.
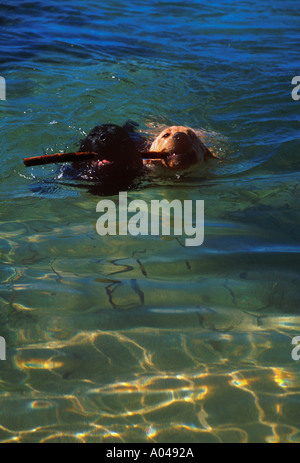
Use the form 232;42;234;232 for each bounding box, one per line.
123;122;148;153
122;120;139;132
204;146;214;160
203;144;219;161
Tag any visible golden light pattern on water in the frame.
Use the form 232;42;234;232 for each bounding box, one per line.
29;401;54;410
0;320;297;443
272;368;298;389
15;357;64;370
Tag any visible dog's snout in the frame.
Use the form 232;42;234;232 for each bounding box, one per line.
173;132;188;143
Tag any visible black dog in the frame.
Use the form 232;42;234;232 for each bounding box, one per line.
71;122;145;195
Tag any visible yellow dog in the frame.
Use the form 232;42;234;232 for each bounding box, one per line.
149;125;215;170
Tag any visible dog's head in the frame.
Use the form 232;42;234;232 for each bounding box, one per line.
79;124;142;170
149;126;213;169
72;124;143;194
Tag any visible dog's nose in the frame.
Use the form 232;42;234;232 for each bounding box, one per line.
173;132;188;143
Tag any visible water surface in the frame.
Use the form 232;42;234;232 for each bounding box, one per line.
0;0;299;443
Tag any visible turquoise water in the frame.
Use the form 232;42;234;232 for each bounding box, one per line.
0;0;300;443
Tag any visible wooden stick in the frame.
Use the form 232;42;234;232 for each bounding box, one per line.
23;151;168;167
140;151;168;160
23;151;97;167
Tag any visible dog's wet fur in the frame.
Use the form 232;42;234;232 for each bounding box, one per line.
71;122;145;195
149;126;214;170
74;123;143;177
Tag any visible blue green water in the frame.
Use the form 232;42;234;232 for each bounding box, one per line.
0;0;299;443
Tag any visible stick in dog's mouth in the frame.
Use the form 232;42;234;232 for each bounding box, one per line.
24;151;167;167
161;149;198;169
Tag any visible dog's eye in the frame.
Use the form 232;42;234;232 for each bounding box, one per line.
162;133;170;138
99;134;107;141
